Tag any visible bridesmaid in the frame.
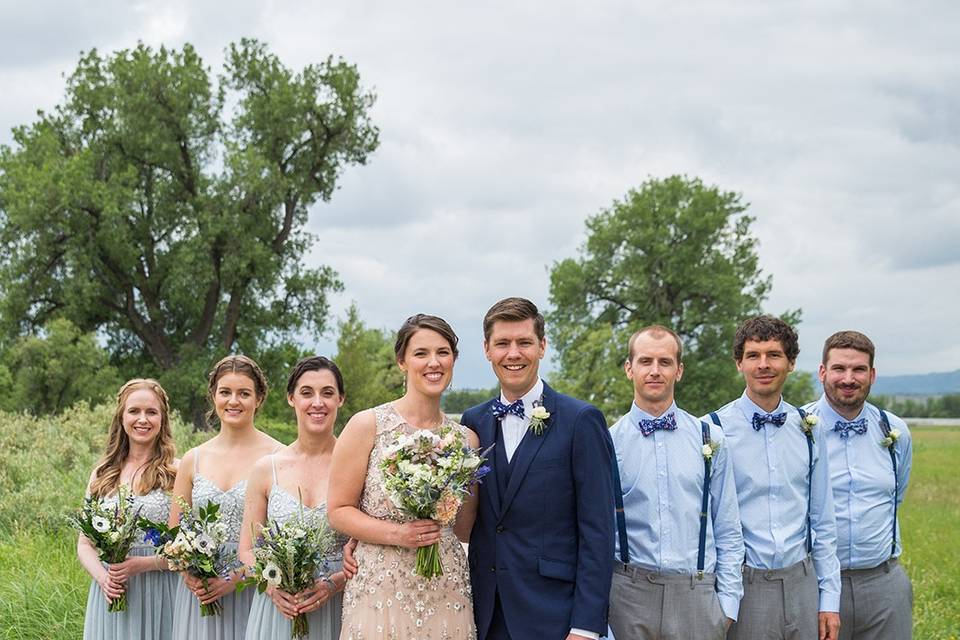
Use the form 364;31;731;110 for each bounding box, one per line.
170;355;283;640
77;378;179;640
240;356;349;639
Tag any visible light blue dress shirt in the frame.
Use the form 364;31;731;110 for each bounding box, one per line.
804;395;912;570
611;402;745;620
706;392;841;612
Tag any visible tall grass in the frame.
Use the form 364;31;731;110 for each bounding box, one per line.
0;409;957;638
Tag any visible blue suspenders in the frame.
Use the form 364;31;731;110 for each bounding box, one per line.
612;454;630;564
710;408;814;555
878;409;899;558
796;407;814;555
696;420;712;578
612;419;713;574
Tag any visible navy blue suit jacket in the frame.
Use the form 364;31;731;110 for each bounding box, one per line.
461;382;615;639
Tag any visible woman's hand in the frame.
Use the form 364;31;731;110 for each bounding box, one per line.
96;570;126;602
391;519;443;549
342;539;358;579
266;585;301;620
294;571;346;615
182;573;234;605
107;555;154;583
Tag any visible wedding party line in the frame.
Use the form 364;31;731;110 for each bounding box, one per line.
74;297;911;640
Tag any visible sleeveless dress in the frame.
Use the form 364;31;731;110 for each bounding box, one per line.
82;487;178;640
340;403;476;640
244;455;345;639
171;452;256;640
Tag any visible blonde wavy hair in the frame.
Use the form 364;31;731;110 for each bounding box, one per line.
89;379;177;499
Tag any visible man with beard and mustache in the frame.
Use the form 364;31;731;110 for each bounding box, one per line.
803;331;913;639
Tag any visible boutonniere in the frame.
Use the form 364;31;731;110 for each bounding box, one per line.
702;441;721;461
799;413;818;442
880;428;901;449
529;405;551;436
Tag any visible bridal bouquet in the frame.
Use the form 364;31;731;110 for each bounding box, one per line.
67;485;143;612
237;497;338;639
380;426;490;578
140;498;235;617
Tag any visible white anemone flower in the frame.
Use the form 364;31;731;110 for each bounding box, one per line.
193;533;215;555
91;516;111;533
263;562;283;587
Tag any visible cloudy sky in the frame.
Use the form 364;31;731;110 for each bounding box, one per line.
2;0;958;389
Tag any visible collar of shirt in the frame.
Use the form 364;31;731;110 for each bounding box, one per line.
629;400;679;431
736;389;786;424
814;394;868;432
498;378;544;462
499;377;544;417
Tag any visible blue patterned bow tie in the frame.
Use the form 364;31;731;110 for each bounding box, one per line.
492;398;525;420
638;413;677;437
752;412;787;431
833;418;868;438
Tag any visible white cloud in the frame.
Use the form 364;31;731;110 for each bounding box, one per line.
2;0;958;390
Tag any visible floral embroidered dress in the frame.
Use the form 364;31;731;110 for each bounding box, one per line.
83;488;178;640
340;403;476;640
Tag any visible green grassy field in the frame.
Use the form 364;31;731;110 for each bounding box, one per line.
0;409;957;639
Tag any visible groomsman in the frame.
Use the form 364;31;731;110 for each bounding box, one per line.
705;315;841;640
461;297;615;640
609;326;744;640
803;331;913;639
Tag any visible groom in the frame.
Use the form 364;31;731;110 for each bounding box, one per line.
461;297;615;640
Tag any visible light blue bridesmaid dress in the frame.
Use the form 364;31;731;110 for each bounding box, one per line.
82;488;178;640
171;451;255;640
244;455;344;639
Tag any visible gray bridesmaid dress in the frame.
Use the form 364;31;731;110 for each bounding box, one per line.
244;454;343;639
82;488;178;640
171;452;255;640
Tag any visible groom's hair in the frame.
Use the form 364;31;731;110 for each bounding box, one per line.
483;297;545;341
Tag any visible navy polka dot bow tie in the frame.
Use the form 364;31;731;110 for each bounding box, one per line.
638;413;677;437
752;412;787;431
833;418;868;438
492;398;525;420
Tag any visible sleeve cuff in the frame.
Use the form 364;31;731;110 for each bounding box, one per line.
570;629;600;639
819;592;840;612
718;594;740;621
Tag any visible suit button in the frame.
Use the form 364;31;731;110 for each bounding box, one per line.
490;565;496;572
496;525;505;533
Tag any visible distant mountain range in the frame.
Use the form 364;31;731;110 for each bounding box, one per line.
870;369;960;396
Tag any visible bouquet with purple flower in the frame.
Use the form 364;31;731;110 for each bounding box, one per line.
139;497;235;617
380;426;491;578
66;485;143;612
237;492;337;639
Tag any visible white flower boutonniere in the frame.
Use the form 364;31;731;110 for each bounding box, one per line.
529;406;551;436
799;414;818;442
880;428;901;449
702;441;721;461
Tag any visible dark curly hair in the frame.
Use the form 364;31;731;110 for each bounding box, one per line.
733;315;800;363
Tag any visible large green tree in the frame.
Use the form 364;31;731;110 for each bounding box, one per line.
0;39;378;425
548;175;804;419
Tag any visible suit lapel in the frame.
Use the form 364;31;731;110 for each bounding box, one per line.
499;383;558;518
476;403;503;521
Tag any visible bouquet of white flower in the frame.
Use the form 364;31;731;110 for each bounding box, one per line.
139;497;234;617
66;485;143;612
238;496;338;639
380;426;490;578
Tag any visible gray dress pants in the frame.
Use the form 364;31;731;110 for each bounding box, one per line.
609;564;727;640
727;556;819;640
839;559;912;640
